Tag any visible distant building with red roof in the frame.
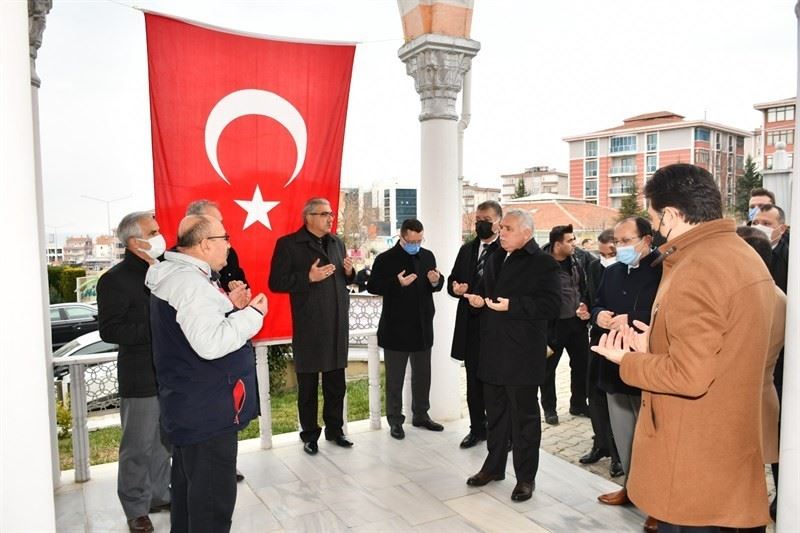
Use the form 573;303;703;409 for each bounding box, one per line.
563;111;750;210
503;193;619;242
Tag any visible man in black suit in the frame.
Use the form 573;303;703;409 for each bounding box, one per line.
463;209;561;502
367;218;445;439
447;200;502;449
269;198;355;455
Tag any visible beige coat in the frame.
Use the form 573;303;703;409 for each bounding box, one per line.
620;219;774;527
762;287;785;464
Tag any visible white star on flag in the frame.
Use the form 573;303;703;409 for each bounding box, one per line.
235;185;280;230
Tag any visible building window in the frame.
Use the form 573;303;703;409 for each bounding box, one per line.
646;154;658;174
727;156;733;172
695;149;710;165
584;159;598;178
695;128;710;142
646;133;657;152
727;135;734;152
737;136;745;148
610;135;636;153
767;105;796;122
584;180;598;198
766;130;795;146
736;155;744;171
585;140;598;157
715;132;721;150
766;155;773;170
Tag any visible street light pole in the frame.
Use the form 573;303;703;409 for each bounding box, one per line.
80;194;131;236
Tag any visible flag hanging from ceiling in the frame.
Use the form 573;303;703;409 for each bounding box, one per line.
145;13;356;342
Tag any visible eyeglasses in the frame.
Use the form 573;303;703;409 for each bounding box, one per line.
309;212;334;218
207;234;231;242
613;236;642;247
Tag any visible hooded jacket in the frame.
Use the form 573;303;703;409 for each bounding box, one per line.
146;251;263;446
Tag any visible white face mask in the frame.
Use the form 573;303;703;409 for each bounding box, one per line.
137;234;166;259
752;223;774;242
600;256;617;268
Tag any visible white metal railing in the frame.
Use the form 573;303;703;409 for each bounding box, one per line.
52;293;383;483
608;164;637;176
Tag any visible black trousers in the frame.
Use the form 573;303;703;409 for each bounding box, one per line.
170;431;238;533
588;381;619;461
541;317;589;413
464;317;486;437
296;369;346;443
384;348;432;426
481;382;541;483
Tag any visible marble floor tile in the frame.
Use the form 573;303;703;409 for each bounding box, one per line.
414;515;484;533
237;449;299;489
255;480;328;521
310;475;398;527
54;487;86;533
231;503;282;532
275;449;346;484
350;515;415;532
372;482;455;526
444;493;548;533
279;509;349;532
404;465;481;501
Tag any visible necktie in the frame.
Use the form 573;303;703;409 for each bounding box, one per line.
476;243;488;278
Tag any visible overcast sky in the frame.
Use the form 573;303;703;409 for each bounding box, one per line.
37;0;796;240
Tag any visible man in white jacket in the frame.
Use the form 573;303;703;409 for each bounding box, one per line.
146;214;267;533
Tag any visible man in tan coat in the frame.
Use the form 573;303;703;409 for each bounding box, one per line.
592;163;775;531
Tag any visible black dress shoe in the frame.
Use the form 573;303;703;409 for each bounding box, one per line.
544;411;559;425
569;405;590;417
579;447;610;464
329;435;354;447
412;419;444;431
303;441;318;455
127;516;154;533
459;432;486;449
148;502;170;513
466;470;505;486
236;469;245;482
609;460;624;478
511;481;534;502
390;424;405;440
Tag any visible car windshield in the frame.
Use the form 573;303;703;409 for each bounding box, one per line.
53;339;81;357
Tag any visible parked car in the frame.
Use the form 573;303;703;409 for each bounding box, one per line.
53;331;119;411
50;303;99;351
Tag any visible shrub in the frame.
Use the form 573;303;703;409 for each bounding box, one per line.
56;400;72;438
267;344;291;393
57;267;86;303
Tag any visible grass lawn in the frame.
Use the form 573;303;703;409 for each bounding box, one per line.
59;375;384;470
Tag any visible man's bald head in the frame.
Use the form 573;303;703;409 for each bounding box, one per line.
177;215;217;249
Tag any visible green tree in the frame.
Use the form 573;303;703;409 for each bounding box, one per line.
734;155;763;220
616;181;649;221
512;177;528;199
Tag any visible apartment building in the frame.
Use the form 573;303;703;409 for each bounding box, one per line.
500;166;568;203
564;111;749;209
754;97;795;170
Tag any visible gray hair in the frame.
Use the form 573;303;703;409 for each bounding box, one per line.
301;197;331;222
185;199;219;216
504;209;534;232
177;215;214;248
117;211;154;245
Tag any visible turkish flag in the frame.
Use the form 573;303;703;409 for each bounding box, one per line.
145;13;355;341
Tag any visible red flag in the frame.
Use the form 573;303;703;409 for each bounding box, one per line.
145;13;355;341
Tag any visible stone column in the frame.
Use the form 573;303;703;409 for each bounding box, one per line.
398;34;480;421
1;0;56;530
776;4;800;529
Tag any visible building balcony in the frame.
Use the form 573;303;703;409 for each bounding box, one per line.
608;184;635;196
608;165;637;177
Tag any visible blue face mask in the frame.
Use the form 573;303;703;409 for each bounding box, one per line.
402;242;421;255
615;245;641;266
748;206;760;221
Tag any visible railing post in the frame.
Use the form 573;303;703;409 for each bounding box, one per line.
68;364;90;482
254;344;272;449
367;333;381;429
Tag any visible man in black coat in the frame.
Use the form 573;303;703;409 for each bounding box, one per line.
97;211;171;533
368;219;445;439
541;224;592;425
269;198;355;455
447;200;502;449
463;209;561;502
591;217;661;510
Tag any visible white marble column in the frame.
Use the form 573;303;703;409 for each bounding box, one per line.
399;35;480;421
1;0;56;530
776;4;800;529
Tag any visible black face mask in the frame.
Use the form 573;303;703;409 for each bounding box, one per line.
475;220;495;240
